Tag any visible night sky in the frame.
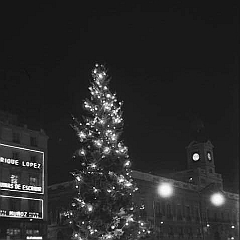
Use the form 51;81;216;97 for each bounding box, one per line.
1;2;238;192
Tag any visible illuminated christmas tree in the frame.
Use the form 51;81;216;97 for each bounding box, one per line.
67;64;150;240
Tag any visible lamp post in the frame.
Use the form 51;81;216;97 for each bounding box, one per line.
153;182;174;237
197;185;225;240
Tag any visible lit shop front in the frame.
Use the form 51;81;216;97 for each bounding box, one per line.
0;143;46;240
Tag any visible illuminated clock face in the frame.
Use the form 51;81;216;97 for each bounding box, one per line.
207;152;212;161
192;153;200;161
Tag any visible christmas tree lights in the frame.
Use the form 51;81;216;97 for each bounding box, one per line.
67;64;150;240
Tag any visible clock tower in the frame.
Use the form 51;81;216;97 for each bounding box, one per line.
185;139;223;189
162;119;223;188
186;140;215;174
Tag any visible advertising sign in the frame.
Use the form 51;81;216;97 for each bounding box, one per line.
0;143;44;194
0;195;43;219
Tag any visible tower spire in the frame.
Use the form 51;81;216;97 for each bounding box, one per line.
190;117;208;143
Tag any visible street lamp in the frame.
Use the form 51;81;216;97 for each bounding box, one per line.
157;182;174;198
153;182;174;236
210;192;225;207
198;187;225;240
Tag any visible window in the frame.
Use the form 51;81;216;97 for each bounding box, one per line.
10;174;19;184
30;136;37;146
29;200;37;212
233;213;237;222
168;226;173;236
26;229;39;236
185;206;191;220
184;226;190;234
227;212;230;221
195;207;200;221
56;208;61;224
207;209;210;220
12;152;19;159
188;227;193;236
33;229;40;236
197;228;201;237
161;201;166;216
200;178;206;185
12;132;20;143
172;203;176;217
26;229;33;235
7;228;21;236
29;176;38;186
167;204;172;218
48;211;53;225
177;204;182;220
155;201;161;217
30;155;36;162
178;226;184;238
209;168;213;173
9;198;21;211
51;206;57;224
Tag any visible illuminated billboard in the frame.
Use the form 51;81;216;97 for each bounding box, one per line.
0;195;43;219
0;143;44;194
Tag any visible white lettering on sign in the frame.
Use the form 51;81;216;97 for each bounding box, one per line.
29;212;39;218
0;210;7;216
0;157;41;169
9;211;27;217
0;182;42;192
0;209;42;219
0;157;19;166
22;161;41;169
0;182;14;188
22;185;42;192
15;184;21;190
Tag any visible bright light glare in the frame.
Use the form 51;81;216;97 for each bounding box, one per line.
157;183;173;198
210;192;225;206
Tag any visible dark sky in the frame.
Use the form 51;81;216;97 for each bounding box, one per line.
1;2;239;192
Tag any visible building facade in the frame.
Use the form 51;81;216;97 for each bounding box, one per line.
48;139;239;240
0;111;48;240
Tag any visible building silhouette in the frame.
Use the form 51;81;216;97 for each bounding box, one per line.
48;131;239;240
0;111;48;240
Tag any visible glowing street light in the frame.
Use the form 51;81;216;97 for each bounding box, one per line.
210;192;225;206
153;182;174;230
157;182;174;198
